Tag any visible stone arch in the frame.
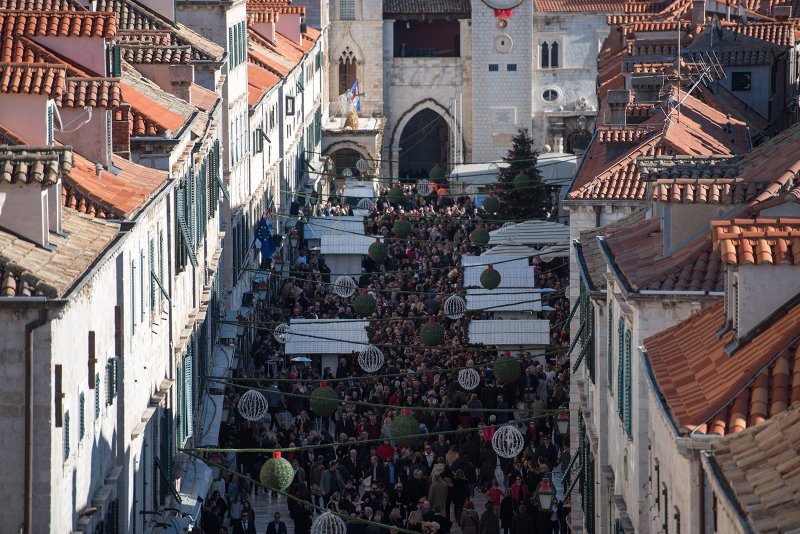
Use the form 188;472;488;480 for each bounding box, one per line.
389;98;463;180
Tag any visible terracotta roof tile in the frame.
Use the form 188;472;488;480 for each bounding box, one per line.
721;20;797;47
577;209;648;290
712;218;800;265
0;122;26;145
61;77;121;108
247;62;279;106
603;215;724;291
63;151;168;218
0;145;72;186
120;81;187;135
0;9;116;38
0;62;66;98
597;125;657;143
534;0;626;10
645;297;800;435
247;9;279;23
248;42;292;76
120;43;193;64
0;0;84;9
0;207;119;297
189;82;218;112
709;406;800;533
382;0;471;17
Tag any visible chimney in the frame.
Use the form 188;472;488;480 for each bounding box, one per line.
111;105;131;160
631;74;666;103
692;0;706;27
276;13;303;46
773;5;792;19
607;90;631;124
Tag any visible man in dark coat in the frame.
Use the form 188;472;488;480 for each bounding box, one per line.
232;510;257;534
265;512;288;534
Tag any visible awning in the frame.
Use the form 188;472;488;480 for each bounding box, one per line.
176;458;213;522
468;319;551;346
220;310;238;340
197;394;225;447
320;234;375;256
489;220;570;248
284;319;369;355
305;216;365;241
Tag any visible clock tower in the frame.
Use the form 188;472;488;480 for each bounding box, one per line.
470;0;533;161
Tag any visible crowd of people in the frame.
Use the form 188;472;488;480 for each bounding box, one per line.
201;185;573;534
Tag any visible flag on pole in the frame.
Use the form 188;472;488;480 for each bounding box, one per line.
349;79;361;112
255;212;276;259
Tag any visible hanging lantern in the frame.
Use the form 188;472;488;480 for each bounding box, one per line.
429;164;446;182
387;187;404;205
534;477;556;512
513;172;530;189
311;511;347;534
393;219;412;239
237;389;269;421
358;344;385;372
470;227;490;246
353;291;377;317
390;408;419;445
444;295;466;319
273;323;293;344
310;382;340;417
368;239;388;263
494;352;520;384
420;318;445;347
480;264;502;290
555;407;570;436
332;275;357;298
482;195;500;214
458;368;481;390
416;179;431;195
260;451;294;492
492;424;525;458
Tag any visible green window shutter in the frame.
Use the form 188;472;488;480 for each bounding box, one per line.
624;329;632;437
188;168;196;248
177;364;185;446
79;392;85;441
130;259;136;332
241;22;247;65
607;307;613;389
95;373;101;420
184;352;193;440
63;411;70;462
160;408;173;504
139;249;145;321
106;358;118;406
228;26;234;69
176;186;198;268
158;230;164;296
587;304;596;382
106;110;113;157
149;238;156;311
617;318;624;419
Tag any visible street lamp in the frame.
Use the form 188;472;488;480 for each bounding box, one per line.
534;477;556;512
555;407;570;436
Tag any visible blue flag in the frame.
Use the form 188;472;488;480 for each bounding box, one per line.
255;215;276;259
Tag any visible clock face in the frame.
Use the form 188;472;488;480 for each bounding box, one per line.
481;0;524;9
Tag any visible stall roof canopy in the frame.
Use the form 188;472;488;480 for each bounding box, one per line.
462;256;534;289
489;220;571;248
320;234;375;255
466;289;543;312
285;319;369;354
449;153;578;187
305;216;365;241
468;319;551;346
484;244;569;259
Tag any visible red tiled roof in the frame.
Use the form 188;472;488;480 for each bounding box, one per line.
247;62;279;106
603;216;725;291
645;298;800;435
247;10;279;23
0;0;84;9
62;77;120;108
577;209;648;290
597;125;657;143
189;83;218;112
248;45;291;76
712;218;800;265
121;43;193;64
0;145;72;185
120;82;186;135
0;122;26;144
651;179;767;204
0;62;65;98
721;20;797;47
534;0;626;11
0;9;116;38
64;151;168;218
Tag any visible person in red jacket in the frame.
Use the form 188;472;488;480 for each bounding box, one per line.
377;440;395;462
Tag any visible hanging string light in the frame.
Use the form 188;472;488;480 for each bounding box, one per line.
458;368;480;390
357;345;385;373
311;511;347;534
332;275;357;298
237;390;269;421
273;323;292;344
444;294;466;319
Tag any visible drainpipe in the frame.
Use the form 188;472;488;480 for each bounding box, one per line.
24;309;48;534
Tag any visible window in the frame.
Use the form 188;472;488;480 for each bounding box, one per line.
340;0;355;20
540;42;549;68
506;64;517;71
94;373;101;420
488;64;499;71
338;48;357;95
149;238;156;312
286;95;296;116
624;328;632;437
674;507;681;534
654;458;661;509
607;307;613;389
542;89;559;102
79;392;85;441
106;358;118;405
106;110;112;157
662;483;669;532
731;72;751;91
130;259;136;331
139;248;145;322
551;42;559;67
617;317;624;417
540;41;559;68
63;410;70;462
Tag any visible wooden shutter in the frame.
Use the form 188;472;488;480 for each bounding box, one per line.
184;351;193;439
624;329;632;437
607;307;613;389
617;317;624;418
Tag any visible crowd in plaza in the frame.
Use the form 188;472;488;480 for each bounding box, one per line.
201;185;573;534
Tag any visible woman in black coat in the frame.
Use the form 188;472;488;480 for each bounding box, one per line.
451;469;470;523
290;502;313;534
499;489;515;534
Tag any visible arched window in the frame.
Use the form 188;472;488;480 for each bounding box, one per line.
550;41;559;68
340;0;355;20
338;47;357;95
540;42;549;68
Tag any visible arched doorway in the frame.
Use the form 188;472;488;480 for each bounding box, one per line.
398;108;449;181
330;148;363;178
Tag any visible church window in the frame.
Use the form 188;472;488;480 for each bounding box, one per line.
540;42;549;68
338;48;357;95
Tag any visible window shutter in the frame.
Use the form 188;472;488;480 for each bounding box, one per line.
158;230;164;296
176;186;198;268
607;307;613;389
139;249;145;321
47;103;54;145
617;318;624;418
228;26;234;69
184;351;194;440
160;408;173;504
63;411;70;462
177;363;185;445
130;260;136;331
95;373;101;420
79;392;85;441
149;238;156;312
106;109;113;157
624;329;632;437
188;167;196;248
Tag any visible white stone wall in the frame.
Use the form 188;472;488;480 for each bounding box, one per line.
470;0;533;162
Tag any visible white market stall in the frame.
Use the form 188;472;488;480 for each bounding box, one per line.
468;319;551;355
285;319;370;373
462;255;541;316
304;216;365;250
320;234;374;279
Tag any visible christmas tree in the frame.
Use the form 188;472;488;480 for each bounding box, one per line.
492;128;551;220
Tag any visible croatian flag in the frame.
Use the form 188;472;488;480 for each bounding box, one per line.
349;79;361;112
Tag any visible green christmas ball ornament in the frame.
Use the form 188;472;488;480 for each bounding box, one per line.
482;195;500;214
391;408;419;445
420;319;445;347
429;165;446;182
393;219;412;238
480;264;502;290
368;239;388;263
353;291;377;317
470;227;490;246
494;352;521;384
387;187;404;205
513;172;530;189
260;451;294;491
310;382;340;417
